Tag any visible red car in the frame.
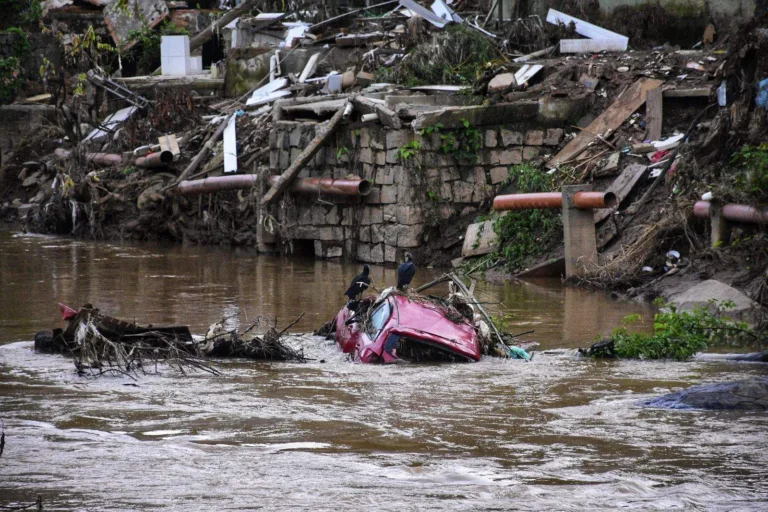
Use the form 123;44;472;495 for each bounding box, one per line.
334;293;481;363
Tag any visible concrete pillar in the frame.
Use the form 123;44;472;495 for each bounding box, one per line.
710;204;731;248
562;184;598;277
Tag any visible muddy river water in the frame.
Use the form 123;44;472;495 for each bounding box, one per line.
1;231;766;510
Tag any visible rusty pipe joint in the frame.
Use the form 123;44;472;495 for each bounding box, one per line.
135;150;174;168
493;191;616;211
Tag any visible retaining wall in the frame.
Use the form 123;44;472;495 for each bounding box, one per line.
268;118;564;264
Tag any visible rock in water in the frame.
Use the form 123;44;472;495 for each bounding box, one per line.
644;379;768;411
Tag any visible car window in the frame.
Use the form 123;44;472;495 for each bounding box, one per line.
366;301;391;340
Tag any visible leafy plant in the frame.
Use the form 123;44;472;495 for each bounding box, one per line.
492;164;562;270
607;299;755;360
419;123;444;136
397;139;422;160
336;146;349;160
728;143;768;201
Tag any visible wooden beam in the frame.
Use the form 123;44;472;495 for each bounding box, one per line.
662;87;712;98
548;78;664;167
645;86;663;141
594;164;648;223
352;96;402;129
261;101;350;206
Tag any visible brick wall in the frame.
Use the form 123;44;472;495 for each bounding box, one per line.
269;119;563;263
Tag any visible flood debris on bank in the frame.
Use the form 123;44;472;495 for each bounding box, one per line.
0;1;766;312
35;303;306;378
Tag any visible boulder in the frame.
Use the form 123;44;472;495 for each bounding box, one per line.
666;279;760;324
644;379;768;411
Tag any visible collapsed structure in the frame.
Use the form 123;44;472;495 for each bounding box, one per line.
0;0;766;308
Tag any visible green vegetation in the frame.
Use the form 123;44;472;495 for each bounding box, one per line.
375;25;495;86
492;164;562;270
397;139;421;161
418;120;482;162
0;25;31;104
728;143;768;201
607;299;755;360
336;146;349;160
0;0;43;29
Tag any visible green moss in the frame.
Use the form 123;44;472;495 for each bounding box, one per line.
224;60;268;98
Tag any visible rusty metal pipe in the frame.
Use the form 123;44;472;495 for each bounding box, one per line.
85;152;122;166
574;191;617;209
493;191;616;211
693;201;768;224
135;150;174;168
693;201;713;218
177;175;259;196
268;176;371;196
177;175;372;197
493;192;562;210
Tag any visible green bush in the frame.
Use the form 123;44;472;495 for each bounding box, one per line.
608;299;754;360
492;164;562;270
375;25;494;86
728;143;768;201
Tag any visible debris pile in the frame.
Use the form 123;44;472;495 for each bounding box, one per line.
35;304;306;378
0;2;765;306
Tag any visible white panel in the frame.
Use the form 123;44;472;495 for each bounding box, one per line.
161;56;189;76
560;38;627;53
546;9;628;50
223;115;238;174
160;35;190;58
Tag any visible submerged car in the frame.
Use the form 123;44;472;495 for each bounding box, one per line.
334;291;481;363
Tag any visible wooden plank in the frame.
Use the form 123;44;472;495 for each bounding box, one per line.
662;87;712;98
546;9;628;50
560;38;627;53
594;163;648;223
548;78;664;167
646;87;663;141
514;64;543;86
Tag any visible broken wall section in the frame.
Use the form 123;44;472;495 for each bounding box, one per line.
269;119;564;264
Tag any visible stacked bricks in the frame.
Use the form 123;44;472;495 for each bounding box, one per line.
268;121;564;262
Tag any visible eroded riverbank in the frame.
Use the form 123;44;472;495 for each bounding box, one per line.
1;232;767;510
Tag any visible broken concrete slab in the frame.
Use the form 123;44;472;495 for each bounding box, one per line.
104;0;169;51
411;102;538;131
461;221;499;257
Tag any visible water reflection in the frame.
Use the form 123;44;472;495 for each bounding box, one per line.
0;231;652;348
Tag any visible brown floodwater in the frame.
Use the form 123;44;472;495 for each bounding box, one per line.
1;230;766;510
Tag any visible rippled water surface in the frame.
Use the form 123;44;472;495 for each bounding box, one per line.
1;231;767;510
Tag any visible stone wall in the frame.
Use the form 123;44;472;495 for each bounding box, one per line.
269;119;563;264
0;105;56;165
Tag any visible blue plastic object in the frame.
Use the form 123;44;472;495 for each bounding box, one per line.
508;345;532;360
756;79;768;109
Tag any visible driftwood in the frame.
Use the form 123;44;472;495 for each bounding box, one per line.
261;101;351;205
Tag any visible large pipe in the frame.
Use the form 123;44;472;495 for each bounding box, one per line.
693;201;768;224
177;175;372;197
85;152;123;166
268;176;371;196
135;150;174;168
493;191;616;211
